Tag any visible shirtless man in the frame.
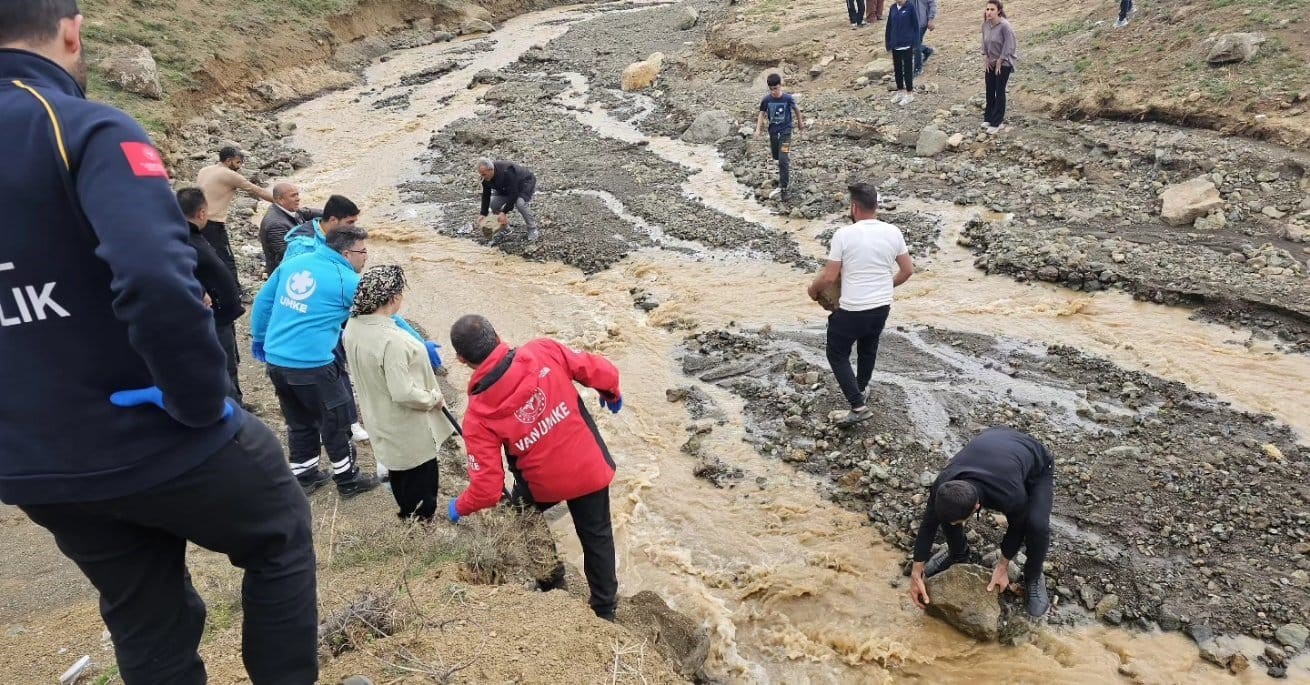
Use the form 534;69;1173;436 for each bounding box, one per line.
196;146;275;285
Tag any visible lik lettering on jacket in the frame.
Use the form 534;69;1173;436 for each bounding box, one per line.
0;261;71;326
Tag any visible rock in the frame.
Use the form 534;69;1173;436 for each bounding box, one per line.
1194;210;1227;231
1102;445;1143;459
470;69;504;86
816;281;840;312
1161;177;1223;226
924;564;1002;641
618;591;710;681
434;30;456;43
1095;594;1121;622
1274;623;1308;649
681;110;732;144
97;45;164;99
809;64;824;78
915;127;949;157
675;6;700;30
1262;206;1287;219
1036;265;1060;282
861;59;894;79
460;18;495;34
622;52;664;92
1207;33;1265;65
947;133;965;149
1228;653;1250;674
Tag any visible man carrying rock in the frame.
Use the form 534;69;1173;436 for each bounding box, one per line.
196;146;276;285
251;226;380;498
475;158;541;244
908;427;1054;618
258;182;320;274
807;183;913;427
754;73;804;202
1;3;317;681
178;187;247;407
444;314;623;621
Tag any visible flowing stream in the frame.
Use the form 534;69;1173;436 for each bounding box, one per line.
281;5;1310;682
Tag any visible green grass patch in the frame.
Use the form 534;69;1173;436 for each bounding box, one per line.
92;666;121;685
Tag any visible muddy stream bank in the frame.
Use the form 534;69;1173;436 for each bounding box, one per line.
280;2;1310;682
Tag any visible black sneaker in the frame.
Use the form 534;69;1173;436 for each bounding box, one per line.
488;227;512;246
337;474;380;500
923;546;971;578
298;470;332;496
596;611;617;623
1026;574;1051;618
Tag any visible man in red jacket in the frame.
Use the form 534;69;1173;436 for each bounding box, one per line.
446;314;623;620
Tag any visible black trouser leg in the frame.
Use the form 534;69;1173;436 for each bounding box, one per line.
267;365;323;481
991;66;1012;126
215;321;243;403
566;487;618;618
943;521;970;559
1022;460;1055;582
845;0;865;23
389;459;439;521
770;132;792;190
984;69;997;123
203;220;240;286
853;305;890;394
826;309;863;409
1119;0;1132;20
892;49;911;90
20;419;318;685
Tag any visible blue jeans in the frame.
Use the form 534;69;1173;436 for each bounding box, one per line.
914;25;934;73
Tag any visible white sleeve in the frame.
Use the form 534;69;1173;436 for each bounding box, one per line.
827;229;844;262
894;228;909;256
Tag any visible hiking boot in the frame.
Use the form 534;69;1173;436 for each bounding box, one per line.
836;407;874;428
1026;574;1051;618
527;227;541;242
298;470;332;496
337;474;380;500
923;546;971;578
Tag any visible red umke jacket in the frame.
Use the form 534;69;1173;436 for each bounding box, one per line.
453;339;620;517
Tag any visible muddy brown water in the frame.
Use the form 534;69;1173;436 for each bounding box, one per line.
280;4;1310;682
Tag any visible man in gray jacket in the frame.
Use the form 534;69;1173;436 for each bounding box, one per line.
913;0;937;76
258;182;320;274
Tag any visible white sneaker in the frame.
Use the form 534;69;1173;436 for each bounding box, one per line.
351;423;370;442
891;92;905;104
851;22;859;29
984;125;999;135
899;93;914;106
1115;18;1128;27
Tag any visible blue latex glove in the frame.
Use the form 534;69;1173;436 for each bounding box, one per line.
447;499;461;523
598;392;623;414
251;340;266;363
425;341;443;369
110;386;234;421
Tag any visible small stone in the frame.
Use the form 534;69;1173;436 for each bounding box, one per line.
1274;623;1308;649
1263;206;1287;219
675;6;700;30
1095;594;1121;621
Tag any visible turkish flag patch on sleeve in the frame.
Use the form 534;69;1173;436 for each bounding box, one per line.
119;142;168;178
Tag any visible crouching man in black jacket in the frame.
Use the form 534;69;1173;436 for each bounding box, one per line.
908;427;1055;618
0;3;317;683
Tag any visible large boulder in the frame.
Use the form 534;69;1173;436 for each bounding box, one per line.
98;45;163;99
621;52;664;92
861;58;894;79
924;564;1002;641
460;18;496;34
618;591;710;681
681;110;732;144
676;6;700;30
915;127;949;157
1160;176;1223;226
1207;33;1264;65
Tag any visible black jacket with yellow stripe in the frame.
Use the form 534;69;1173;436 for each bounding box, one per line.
0;49;241;505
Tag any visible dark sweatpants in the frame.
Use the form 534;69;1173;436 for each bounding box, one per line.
512;483;618;618
845;0;865;24
939;458;1055;583
1119;0;1134;21
768;131;792;191
984;66;1013;127
19;418;318;685
202;220;240;285
267;361;359;485
390;459;439;521
826;305;891;409
215;321;243;403
892;48;915;92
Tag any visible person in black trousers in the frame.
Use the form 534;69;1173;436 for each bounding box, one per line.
846;0;866;29
178;188;247;406
1;3;318;682
885;0;920;105
981;0;1018;133
908;427;1054;618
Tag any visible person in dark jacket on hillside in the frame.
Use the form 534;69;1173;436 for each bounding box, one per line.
907;427;1054;618
0;2;318;683
885;0;920;106
258;182;320;275
445;314;623;621
475;158;541;244
178;187;247;406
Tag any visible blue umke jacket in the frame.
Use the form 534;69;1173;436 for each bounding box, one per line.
0;49;240;505
281;217;325;264
252;247;360;369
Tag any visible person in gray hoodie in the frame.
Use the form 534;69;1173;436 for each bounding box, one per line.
913;0;937;76
981;0;1018;133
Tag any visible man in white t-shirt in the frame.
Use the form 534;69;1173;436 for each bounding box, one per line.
807;183;915;427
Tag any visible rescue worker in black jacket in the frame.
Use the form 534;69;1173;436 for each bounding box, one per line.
178;187;247;406
0;3;318;683
908;427;1055;618
474;157;541;244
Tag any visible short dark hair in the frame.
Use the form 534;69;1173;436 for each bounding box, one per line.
323;194;360;222
848;183;879;212
450;314;499;365
934;480;980;524
218;146;243;162
176;187;207;220
0;0;79;46
326;226;368;254
766;73;782;87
